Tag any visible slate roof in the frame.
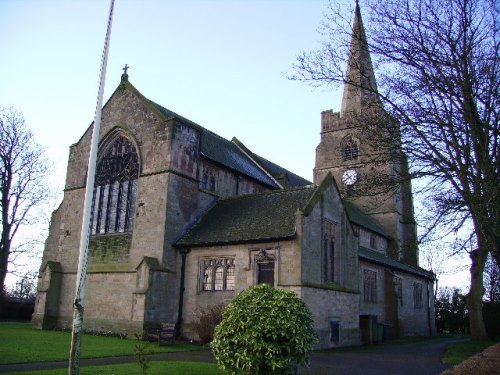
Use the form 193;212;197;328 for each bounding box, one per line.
253;154;312;187
175;185;318;247
147;99;308;189
344;201;389;237
359;246;434;280
200;131;278;188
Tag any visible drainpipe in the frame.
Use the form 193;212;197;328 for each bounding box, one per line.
176;248;190;338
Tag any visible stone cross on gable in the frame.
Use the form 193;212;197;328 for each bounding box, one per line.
121;64;129;82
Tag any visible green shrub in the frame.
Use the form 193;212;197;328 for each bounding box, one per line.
211;284;317;375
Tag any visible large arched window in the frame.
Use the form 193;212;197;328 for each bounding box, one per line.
91;134;139;235
342;135;359;162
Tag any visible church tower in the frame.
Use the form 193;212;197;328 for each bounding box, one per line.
314;2;418;266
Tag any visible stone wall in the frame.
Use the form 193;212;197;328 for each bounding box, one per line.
181;239;301;340
396;272;435;336
300;176;359;291
301;286;361;348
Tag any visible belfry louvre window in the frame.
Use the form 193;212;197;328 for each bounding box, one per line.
91;135;139;235
363;269;377;303
342;136;358;161
201;258;235;292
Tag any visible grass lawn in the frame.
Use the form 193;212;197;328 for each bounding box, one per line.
0;322;203;365
442;339;499;365
1;360;223;375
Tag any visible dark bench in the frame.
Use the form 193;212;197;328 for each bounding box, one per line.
147;323;176;345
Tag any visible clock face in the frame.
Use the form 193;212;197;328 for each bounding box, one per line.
342;169;357;186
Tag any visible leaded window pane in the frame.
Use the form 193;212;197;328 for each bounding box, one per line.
200;258;236;292
214;267;224;290
226;265;235;290
115;181;124;232
203;266;212;291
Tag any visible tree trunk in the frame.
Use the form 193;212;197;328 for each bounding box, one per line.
466;248;488;340
0;233;10;299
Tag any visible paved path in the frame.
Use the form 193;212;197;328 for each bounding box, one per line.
0;336;464;374
302;336;465;375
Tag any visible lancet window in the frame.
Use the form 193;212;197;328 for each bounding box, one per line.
91;134;139;235
323;220;336;283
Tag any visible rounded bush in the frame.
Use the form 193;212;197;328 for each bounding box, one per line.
211;284;317;375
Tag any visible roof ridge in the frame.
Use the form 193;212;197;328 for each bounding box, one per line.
231;138;283;189
219;184;317;202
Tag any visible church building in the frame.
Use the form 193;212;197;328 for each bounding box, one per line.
33;4;435;348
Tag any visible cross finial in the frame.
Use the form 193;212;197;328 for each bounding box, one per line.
121;64;129;82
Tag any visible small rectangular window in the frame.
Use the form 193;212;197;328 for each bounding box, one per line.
257;262;275;286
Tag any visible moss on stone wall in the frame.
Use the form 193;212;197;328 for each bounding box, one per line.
89;233;132;264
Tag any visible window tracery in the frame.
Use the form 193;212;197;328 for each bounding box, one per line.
342;135;359;162
91;134;139;235
201;258;235;292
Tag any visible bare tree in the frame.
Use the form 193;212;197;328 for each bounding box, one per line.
7;272;38;302
291;0;498;340
420;243;468;299
0;106;52;299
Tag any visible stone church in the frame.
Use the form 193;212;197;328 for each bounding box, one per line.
33;4;435;348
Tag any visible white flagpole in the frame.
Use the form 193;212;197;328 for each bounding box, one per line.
69;1;115;374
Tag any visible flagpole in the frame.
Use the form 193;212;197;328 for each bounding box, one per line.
68;1;115;374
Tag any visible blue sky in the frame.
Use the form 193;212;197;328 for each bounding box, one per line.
1;0;341;192
0;0;468;290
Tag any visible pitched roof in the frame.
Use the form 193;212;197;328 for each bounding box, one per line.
175;185;317;247
231;138;312;188
344;201;388;237
359;246;434;280
200;131;278;187
147;98;308;189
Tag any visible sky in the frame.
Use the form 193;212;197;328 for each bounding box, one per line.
0;0;469;290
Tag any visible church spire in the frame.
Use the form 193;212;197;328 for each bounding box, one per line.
340;1;381;116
